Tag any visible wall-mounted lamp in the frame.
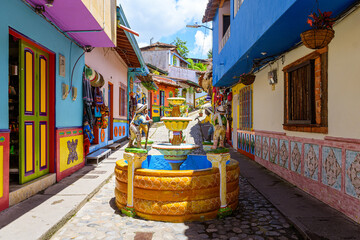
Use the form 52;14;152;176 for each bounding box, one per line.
45;0;54;7
35;5;45;14
268;69;277;85
72;87;77;101
186;24;213;31
62;83;69;100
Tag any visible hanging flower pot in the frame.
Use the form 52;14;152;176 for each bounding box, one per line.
301;28;334;49
301;9;335;49
240;73;256;85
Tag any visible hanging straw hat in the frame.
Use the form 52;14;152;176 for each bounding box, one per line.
216;105;226;113
85;66;94;79
135;103;147;113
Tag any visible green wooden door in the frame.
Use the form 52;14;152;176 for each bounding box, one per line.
19;40;49;184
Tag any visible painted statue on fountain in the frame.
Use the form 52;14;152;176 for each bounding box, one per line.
128;103;153;149
211;105;227;149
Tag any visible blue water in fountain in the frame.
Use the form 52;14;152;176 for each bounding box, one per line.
129;155;229;170
142;155;212;170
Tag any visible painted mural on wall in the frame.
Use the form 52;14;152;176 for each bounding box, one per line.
346;151;360;199
67;139;78;164
322;146;342;190
253;131;360;224
56;128;84;175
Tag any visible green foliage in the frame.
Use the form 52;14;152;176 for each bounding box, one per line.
186;58;207;71
181;88;187;97
189;87;194;94
205;147;230;154
172;37;189;58
125;148;148;154
169;91;173;97
207;49;213;59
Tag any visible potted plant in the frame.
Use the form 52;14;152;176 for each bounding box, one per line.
240;73;256;85
300;9;335;49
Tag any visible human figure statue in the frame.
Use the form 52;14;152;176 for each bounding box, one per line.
200;107;214;142
211;105;227;149
128;103;153;148
140;108;151;137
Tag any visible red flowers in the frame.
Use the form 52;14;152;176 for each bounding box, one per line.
307;9;335;30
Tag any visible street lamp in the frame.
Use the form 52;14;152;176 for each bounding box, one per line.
186;24;213;31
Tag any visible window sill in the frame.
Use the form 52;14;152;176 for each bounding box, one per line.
283;124;327;134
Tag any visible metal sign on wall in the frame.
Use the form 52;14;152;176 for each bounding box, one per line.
59;54;65;77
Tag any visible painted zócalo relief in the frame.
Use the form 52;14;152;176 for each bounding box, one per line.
322;147;342;190
346;151;360;199
279;140;289;169
291;142;301;174
67;139;78;164
304;144;319;181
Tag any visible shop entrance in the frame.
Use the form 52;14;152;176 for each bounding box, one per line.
108;82;113;140
160;90;165;117
9;30;54;185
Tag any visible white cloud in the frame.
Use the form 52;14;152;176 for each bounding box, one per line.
119;0;209;46
192;30;212;58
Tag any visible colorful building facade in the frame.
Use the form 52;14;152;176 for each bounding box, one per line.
204;0;360;223
150;76;178;122
0;0;116;212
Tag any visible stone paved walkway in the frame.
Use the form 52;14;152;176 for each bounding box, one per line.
50;113;302;240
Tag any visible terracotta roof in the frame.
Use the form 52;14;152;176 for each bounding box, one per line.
140;42;177;51
152;75;179;87
202;0;221;23
169;77;201;88
146;63;168;75
137;75;158;91
115;27;141;68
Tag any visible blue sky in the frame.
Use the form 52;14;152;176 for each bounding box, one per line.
119;0;212;59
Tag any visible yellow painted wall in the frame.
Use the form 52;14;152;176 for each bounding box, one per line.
59;135;84;172
252;7;360;139
82;0;117;45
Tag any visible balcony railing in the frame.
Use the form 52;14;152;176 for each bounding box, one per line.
219;26;231;53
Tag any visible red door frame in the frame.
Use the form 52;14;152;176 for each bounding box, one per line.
9;28;56;174
149;91;152;118
108;82;113;140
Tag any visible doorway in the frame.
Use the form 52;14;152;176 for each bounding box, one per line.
108;82;113;140
160;90;165;117
9;30;55;185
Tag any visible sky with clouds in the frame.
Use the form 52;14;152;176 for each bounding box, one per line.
118;0;212;59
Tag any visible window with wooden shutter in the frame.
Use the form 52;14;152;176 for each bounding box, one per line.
239;86;253;130
283;48;328;133
119;85;126;117
287;60;315;124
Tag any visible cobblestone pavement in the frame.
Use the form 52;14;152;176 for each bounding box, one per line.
51;112;302;240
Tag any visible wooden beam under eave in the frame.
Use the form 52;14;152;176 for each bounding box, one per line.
219;0;225;8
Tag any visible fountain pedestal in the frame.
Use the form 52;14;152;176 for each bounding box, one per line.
122;150;147;217
207;151;233;218
152;97;199;170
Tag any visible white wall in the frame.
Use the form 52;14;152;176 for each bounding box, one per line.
253;7;360;139
85;48;128;119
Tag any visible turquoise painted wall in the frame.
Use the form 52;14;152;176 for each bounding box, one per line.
0;0;84;129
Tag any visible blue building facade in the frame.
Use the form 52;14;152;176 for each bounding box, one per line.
207;0;358;87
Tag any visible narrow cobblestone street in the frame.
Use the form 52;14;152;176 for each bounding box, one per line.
51;113;302;240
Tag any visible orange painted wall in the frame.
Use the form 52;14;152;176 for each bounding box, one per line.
151;83;176;107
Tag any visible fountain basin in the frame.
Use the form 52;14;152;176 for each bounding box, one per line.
161;117;192;131
115;158;240;222
152;143;199;170
167;97;186;106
